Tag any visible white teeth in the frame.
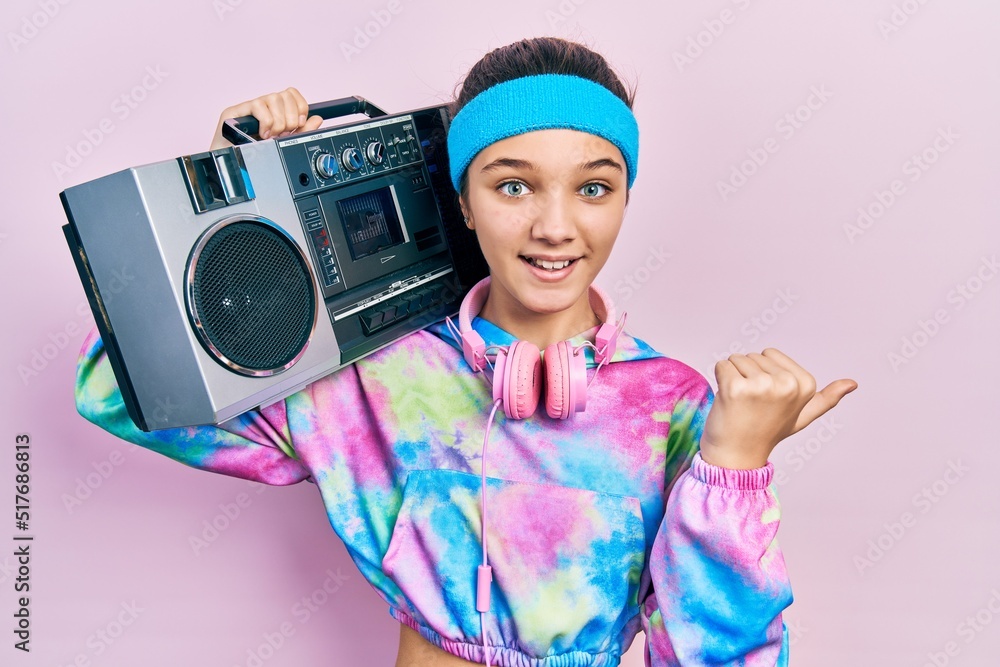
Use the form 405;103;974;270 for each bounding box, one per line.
526;257;573;270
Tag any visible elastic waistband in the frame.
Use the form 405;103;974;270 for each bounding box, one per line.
389;607;623;667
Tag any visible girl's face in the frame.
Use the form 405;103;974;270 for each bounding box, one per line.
459;129;629;335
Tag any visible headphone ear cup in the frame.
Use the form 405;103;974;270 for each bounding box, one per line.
544;341;588;420
498;341;541;419
543;341;569;420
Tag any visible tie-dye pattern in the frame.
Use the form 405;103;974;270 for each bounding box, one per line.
73;315;793;666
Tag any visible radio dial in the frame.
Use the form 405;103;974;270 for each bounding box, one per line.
366;141;385;165
342;147;365;172
314;152;338;179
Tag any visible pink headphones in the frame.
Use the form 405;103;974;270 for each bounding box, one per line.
442;276;627;665
446;276;626;420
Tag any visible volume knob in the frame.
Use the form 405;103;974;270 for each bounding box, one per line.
366;141;385;165
314;152;339;179
342;147;364;172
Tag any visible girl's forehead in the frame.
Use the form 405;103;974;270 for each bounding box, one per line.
470;130;626;175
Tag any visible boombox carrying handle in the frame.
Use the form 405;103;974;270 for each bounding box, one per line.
221;96;389;145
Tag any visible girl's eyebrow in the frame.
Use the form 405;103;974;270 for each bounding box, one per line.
479;157;536;174
579;158;623;174
479;157;623;175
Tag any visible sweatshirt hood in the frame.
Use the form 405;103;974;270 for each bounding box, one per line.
425;315;664;369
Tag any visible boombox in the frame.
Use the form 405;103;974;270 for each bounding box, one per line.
61;97;488;431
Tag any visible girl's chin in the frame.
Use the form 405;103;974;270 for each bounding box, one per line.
499;279;589;317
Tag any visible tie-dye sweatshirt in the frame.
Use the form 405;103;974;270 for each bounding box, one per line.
73;315;793;666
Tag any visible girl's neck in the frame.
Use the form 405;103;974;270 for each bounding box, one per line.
477;285;601;352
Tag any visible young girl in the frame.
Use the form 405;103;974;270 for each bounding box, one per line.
76;36;855;667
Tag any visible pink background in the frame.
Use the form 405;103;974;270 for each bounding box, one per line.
2;0;998;664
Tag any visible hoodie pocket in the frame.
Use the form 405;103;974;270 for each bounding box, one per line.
381;468;646;657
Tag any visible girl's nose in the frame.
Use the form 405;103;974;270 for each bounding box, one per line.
529;194;576;244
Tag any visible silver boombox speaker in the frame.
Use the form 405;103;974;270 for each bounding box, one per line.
61;97;488;431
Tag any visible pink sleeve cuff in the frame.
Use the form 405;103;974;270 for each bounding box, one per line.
690;451;774;490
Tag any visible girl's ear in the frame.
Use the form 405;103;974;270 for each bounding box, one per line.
459;195;473;229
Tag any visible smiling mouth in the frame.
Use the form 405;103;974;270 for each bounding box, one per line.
520;256;579;271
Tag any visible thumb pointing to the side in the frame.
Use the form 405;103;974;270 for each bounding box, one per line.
793;379;858;434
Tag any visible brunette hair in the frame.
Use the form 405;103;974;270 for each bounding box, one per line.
449;37;637;201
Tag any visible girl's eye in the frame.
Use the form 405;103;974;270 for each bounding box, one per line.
580;183;609;198
498;181;528;197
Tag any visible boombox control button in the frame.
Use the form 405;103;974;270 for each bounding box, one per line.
360;311;384;334
391;299;410;318
417;287;434;308
411;287;431;304
342;147;364;172
314;152;339;179
366;141;385;165
404;291;423;309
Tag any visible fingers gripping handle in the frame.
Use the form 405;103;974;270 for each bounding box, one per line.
221;96;389;145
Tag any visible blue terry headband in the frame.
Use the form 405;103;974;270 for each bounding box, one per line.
446;73;639;192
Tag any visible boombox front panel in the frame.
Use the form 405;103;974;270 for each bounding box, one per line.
131;140;345;423
62;166;218;429
274;107;479;366
62;103;488;431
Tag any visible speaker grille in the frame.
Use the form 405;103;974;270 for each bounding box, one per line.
187;218;315;376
